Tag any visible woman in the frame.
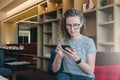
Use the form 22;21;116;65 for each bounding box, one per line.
52;8;96;80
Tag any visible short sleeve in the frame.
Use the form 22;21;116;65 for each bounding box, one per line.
86;38;96;54
57;39;64;45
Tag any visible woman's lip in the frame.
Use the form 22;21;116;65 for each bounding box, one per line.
70;32;75;35
70;31;75;33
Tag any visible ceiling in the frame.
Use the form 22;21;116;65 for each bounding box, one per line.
0;0;44;21
0;0;28;11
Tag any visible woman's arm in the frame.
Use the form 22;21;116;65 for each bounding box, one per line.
52;45;64;72
77;53;96;74
52;53;63;72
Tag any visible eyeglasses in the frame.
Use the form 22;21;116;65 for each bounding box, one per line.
66;23;80;29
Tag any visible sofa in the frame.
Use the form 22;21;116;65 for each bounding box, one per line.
0;49;12;80
16;51;120;80
95;52;120;80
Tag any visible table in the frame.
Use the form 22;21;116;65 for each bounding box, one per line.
5;61;36;71
0;48;24;61
0;75;8;80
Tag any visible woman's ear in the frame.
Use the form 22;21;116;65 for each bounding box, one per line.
80;21;83;28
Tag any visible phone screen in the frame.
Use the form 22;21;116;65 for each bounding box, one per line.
61;45;71;50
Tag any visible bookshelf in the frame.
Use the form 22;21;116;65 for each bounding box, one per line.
97;0;115;52
83;10;97;44
38;0;63;71
95;0;120;52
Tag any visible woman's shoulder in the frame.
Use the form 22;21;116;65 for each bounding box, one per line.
82;36;93;41
57;39;67;45
82;36;95;45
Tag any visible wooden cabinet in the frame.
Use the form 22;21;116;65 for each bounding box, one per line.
83;10;97;44
97;0;120;52
38;0;63;71
74;0;120;52
97;4;114;51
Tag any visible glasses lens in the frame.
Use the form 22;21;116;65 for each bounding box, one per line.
73;24;80;28
66;24;80;29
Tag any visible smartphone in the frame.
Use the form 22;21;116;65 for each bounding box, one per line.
61;45;71;50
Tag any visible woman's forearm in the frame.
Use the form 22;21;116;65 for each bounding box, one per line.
78;61;94;75
78;53;96;75
52;54;63;72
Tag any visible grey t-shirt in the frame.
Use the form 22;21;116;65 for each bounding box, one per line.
57;36;96;78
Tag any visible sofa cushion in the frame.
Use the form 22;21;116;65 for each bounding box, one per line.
94;66;107;80
0;67;12;76
107;65;120;80
95;65;120;80
95;74;107;80
48;50;63;74
107;64;120;75
107;74;119;80
0;50;4;67
95;66;107;74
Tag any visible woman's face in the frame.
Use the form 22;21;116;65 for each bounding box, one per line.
65;16;83;38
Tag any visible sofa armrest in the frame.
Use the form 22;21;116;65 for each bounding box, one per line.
95;52;120;66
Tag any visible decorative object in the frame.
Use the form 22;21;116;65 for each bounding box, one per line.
101;0;107;6
86;0;94;11
83;3;87;12
107;13;113;21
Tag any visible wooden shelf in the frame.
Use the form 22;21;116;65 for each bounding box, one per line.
39;19;60;24
98;21;114;26
97;0;119;52
42;57;50;60
40;1;62;70
43;44;57;47
38;56;50;60
83;8;96;14
18;21;38;24
37;56;43;59
98;4;114;10
43;31;52;34
116;3;120;6
98;42;114;46
49;0;62;3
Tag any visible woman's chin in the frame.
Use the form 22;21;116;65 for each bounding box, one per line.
70;34;76;37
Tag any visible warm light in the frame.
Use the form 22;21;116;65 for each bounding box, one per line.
7;0;43;16
45;7;48;12
4;35;10;44
6;41;10;44
55;3;59;9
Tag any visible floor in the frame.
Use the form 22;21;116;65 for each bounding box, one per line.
4;58;37;80
12;70;35;80
5;64;36;80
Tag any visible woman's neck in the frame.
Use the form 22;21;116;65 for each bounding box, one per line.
71;34;83;40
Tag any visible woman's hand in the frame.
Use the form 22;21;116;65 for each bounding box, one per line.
63;48;80;61
55;44;64;59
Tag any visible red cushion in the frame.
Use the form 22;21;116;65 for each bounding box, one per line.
95;65;120;80
107;75;119;80
95;66;107;74
107;65;120;75
95;74;107;80
106;65;120;80
94;66;107;80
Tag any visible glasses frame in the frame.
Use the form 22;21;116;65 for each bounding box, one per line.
66;23;80;29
